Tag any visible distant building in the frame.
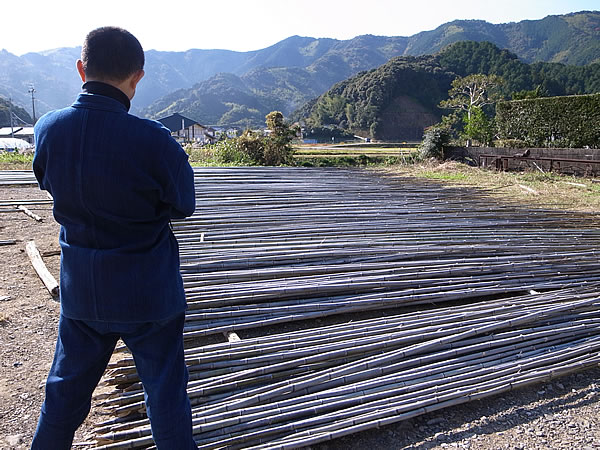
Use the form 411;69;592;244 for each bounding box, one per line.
212;127;239;139
157;113;216;145
0;127;35;145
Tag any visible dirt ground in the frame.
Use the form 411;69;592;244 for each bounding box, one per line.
0;183;599;449
0;185;108;448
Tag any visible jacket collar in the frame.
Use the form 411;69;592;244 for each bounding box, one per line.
82;81;131;112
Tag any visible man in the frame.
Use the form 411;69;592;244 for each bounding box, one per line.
31;27;197;449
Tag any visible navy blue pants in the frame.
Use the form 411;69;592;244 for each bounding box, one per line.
31;313;197;449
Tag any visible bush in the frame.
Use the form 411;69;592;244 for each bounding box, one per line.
185;139;255;166
213;139;254;165
186;112;297;167
496;94;600;148
494;139;528;148
419;126;450;159
263;141;292;165
238;130;265;164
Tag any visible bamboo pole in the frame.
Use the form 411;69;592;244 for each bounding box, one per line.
82;167;600;448
18;205;43;222
25;241;59;297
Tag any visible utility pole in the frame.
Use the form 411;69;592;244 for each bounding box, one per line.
28;85;36;124
9;97;14;138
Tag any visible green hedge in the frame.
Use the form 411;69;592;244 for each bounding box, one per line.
496;94;600;148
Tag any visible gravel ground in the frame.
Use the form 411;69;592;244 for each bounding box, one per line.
313;369;600;449
1;184;599;449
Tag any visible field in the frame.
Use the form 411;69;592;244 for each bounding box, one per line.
390;160;600;213
293;143;418;166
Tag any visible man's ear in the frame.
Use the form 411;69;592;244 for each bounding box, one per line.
76;59;86;82
130;69;144;90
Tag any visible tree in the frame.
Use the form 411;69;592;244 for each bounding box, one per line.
310;95;347;126
263;111;297;165
439;74;504;122
462;106;495;146
511;85;546;100
266;111;290;137
439;74;504;146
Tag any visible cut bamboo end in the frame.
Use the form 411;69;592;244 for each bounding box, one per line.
18;205;43;222
25;240;59;297
226;332;242;343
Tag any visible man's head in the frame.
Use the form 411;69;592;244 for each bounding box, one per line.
77;27;145;99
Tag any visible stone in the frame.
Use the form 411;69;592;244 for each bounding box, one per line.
427;417;445;426
6;434;23;446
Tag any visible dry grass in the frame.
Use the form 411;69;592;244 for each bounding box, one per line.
382;160;600;213
0;162;31;170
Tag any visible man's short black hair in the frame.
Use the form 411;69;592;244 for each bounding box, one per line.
81;27;144;81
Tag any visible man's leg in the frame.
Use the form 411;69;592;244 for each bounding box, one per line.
31;315;118;450
122;313;196;449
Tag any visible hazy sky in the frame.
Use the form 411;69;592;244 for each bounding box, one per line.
3;0;599;55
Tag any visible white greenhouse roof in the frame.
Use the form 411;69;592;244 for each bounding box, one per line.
0;138;33;149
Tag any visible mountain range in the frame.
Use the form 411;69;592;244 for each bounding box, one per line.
0;10;598;127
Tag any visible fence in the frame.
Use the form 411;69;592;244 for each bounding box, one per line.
445;146;600;176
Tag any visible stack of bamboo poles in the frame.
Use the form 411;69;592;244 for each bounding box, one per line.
92;167;600;448
0;170;38;185
0;198;53;208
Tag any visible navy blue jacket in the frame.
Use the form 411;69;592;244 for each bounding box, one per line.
33;86;195;322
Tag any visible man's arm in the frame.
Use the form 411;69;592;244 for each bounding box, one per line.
170;155;195;219
32;121;48;192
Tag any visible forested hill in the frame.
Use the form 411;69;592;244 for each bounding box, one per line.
0;97;33;128
296;41;600;141
438;41;600;95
